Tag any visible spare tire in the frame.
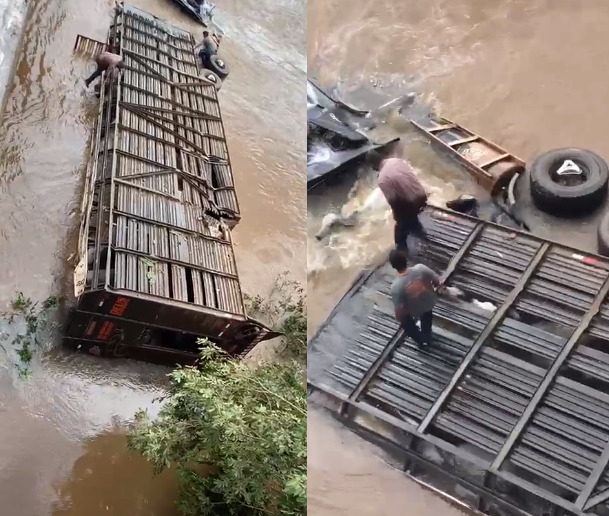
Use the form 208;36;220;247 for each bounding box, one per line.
529;148;609;216
208;55;230;79
202;70;222;91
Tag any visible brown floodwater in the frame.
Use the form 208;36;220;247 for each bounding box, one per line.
0;0;305;513
308;0;609;514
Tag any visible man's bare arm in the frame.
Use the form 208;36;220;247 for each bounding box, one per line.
417;265;439;287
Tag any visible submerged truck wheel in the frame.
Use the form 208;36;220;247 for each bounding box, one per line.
529;148;609;216
208;55;230;79
202;69;222;91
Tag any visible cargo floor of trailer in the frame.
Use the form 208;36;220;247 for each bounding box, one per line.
65;4;277;366
309;206;609;516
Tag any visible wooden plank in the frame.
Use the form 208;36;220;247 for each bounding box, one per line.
73;34;108;56
448;135;479;147
479;153;510;168
429;124;455;132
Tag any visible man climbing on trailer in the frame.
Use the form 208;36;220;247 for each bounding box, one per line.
194;30;217;69
84;46;123;88
368;151;428;251
389;249;441;347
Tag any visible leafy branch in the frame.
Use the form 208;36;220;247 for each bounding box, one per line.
244;272;306;362
0;292;60;377
128;340;306;516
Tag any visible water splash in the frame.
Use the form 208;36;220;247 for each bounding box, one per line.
307;142;340;167
308;165;464;276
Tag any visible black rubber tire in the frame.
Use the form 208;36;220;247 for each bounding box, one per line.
208;55;230;79
202;69;222;91
598;209;609;256
529;148;609;216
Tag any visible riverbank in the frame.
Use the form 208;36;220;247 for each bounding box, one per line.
0;0;29;115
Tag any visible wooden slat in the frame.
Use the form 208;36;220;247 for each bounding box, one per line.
409;116;526;195
479;153;510;168
448;135;479;147
428;124;455;133
73;34;108;57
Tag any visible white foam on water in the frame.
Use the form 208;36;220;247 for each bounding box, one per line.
307;143;336;166
308;164;463;276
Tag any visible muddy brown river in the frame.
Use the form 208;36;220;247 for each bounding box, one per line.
308;0;609;514
0;0;304;513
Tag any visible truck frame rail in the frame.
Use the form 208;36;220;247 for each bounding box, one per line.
309;206;609;516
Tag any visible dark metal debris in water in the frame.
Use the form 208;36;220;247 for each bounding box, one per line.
65;4;276;365
308;206;609;516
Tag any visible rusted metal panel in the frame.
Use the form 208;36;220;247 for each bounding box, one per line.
63;291;276;366
411;116;526;196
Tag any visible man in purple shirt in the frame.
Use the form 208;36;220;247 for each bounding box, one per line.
368;151;428;251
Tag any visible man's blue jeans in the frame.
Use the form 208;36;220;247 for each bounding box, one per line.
199;49;215;69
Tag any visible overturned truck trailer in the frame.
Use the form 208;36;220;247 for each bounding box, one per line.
309;207;609;516
66;4;277;365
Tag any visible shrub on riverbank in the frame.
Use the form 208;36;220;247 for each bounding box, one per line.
128;276;307;516
128;343;306;515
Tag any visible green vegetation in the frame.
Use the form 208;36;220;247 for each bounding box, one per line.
244;272;306;362
128;273;307;516
0;293;59;377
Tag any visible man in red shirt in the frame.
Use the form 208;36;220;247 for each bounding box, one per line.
368;151;428;250
389;249;440;346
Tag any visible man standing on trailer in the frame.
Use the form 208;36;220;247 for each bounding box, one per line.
194;30;217;68
84;46;123;88
368;151;428;251
388;249;441;347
